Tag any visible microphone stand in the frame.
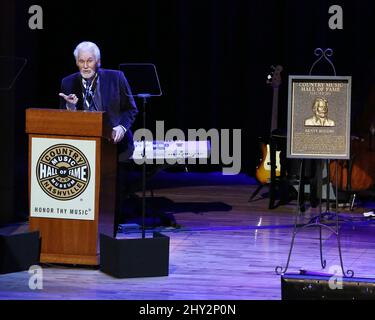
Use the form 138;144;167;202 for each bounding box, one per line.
102;64;169;278
138;93;150;239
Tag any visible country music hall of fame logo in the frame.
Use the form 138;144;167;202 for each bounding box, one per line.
36;144;91;201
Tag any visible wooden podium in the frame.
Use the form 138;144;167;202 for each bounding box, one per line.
26;108;117;265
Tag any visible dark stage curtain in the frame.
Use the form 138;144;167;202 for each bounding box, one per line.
2;0;375;221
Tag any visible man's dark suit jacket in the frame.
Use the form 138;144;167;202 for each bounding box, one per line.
60;68;138;157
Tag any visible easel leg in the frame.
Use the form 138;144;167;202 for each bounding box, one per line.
334;160;354;277
319;225;327;269
275;159;304;275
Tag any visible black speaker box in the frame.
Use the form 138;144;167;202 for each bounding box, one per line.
0;231;40;274
100;232;169;278
282;273;375;300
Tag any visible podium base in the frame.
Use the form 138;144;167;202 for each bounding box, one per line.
100;232;169;278
40;253;98;266
0;231;40;274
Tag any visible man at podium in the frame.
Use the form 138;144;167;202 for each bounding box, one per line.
59;41;138;159
59;41;139;228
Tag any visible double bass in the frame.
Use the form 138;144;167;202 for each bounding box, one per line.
330;90;375;192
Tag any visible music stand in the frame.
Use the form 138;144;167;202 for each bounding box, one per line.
0;57;27;226
119;63;162;239
0;56;27;91
100;63;168;278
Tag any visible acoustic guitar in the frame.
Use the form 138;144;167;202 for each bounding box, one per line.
255;65;283;184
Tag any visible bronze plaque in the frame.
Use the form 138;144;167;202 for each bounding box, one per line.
287;76;351;159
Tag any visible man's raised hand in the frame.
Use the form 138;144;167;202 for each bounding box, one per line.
59;93;78;105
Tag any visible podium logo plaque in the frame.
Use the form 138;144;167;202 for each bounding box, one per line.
36;144;91;201
30;138;96;221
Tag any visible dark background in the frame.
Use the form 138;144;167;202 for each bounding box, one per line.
1;0;375;223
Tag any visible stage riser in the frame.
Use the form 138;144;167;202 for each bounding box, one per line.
0;231;40;274
100;232;169;278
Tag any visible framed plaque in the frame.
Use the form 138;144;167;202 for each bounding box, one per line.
287;75;351;159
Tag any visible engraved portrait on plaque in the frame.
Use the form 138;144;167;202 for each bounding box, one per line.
304;97;335;127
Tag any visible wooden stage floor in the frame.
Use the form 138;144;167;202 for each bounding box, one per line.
1;171;375;300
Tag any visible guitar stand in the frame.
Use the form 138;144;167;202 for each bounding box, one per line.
266;132;304;210
248;184;267;202
275;159;354;278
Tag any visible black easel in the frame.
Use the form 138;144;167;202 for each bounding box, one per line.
275;48;354;278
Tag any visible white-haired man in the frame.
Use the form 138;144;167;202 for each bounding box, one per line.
59;41;138;148
59;41;139;233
